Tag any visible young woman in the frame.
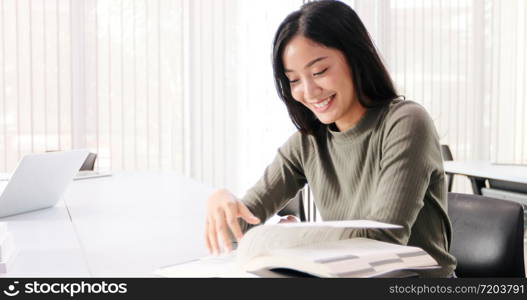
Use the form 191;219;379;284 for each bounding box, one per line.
204;0;456;277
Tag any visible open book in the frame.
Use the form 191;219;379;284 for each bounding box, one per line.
155;220;439;278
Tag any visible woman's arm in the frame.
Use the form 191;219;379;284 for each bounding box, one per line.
205;132;308;254
238;134;308;231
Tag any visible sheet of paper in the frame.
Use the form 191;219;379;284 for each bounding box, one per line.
278;220;402;229
153;253;257;278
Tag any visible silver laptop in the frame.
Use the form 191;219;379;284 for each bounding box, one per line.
0;150;89;218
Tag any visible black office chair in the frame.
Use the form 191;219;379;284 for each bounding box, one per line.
79;152;97;171
441;145;454;192
448;192;525;277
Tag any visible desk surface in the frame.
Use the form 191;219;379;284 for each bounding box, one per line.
1;172;213;277
443;161;527;185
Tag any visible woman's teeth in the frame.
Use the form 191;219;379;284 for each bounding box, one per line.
314;95;333;108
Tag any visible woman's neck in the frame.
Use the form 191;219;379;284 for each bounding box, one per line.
334;101;367;132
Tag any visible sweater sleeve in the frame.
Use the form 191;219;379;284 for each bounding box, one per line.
238;132;308;233
345;103;443;245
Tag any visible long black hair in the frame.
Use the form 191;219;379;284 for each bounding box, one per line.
272;0;400;135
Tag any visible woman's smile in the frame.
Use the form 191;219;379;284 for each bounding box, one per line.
310;94;335;113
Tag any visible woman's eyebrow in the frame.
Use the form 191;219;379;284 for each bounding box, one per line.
284;56;328;73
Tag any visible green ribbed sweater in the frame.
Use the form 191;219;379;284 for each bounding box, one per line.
240;99;457;277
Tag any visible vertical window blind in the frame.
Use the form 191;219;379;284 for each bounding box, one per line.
0;0;526;196
1;0;73;172
0;0;300;196
352;0;527;192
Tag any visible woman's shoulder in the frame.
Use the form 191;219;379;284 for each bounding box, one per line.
283;126;327;145
387;99;431;119
280;130;314;153
281;128;329;157
383;99;435;130
276;130;320;166
283;130;306;146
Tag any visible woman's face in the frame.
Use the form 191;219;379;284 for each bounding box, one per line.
282;35;365;131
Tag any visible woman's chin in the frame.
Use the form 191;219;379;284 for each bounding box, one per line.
316;115;336;125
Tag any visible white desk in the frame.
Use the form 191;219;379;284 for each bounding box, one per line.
444;161;527;195
1;172;213;277
0;200;90;277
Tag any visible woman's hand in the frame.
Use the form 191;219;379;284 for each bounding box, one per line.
205;189;260;255
278;215;300;223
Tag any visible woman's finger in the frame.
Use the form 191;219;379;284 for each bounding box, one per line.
237;202;261;225
208;216;220;255
225;205;243;242
204;219;212;254
215;211;232;253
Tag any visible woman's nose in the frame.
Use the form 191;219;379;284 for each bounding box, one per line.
303;79;322;101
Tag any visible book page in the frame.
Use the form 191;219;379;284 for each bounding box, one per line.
236;225;346;265
244;238;438;278
279;220;402;229
235;220;401;265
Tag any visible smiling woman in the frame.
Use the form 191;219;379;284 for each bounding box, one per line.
272;0;399;135
282;35;366;131
204;0;457;278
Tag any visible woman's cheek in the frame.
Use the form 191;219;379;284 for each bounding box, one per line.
318;76;336;89
291;88;303;104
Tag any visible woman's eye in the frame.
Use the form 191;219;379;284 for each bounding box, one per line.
289;79;299;84
313;68;328;76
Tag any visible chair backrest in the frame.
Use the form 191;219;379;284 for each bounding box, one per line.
79;152;97;171
441;145;454;192
448;192;525;277
441;145;453;161
277;189;306;222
